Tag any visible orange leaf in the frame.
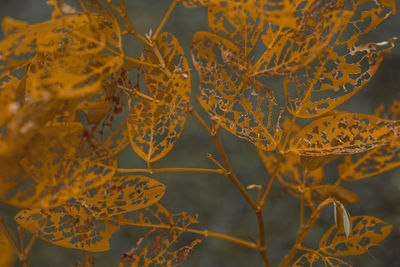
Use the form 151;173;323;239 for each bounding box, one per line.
319;216;392;257
192;31;278;151
128;32;190;163
290;112;400;155
292;252;352;267
15;204;120;252
80;175;166;217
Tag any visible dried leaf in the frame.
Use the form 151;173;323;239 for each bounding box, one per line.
279;152;324;185
292;253;352;267
309;185;360;204
290;112;400;155
205;0;264;54
0;123;117;208
192;31;278;151
301;155;339;171
118;204;199;267
284;0;396;117
80;175;166;217
339;140;400;181
128;32;190;163
254;1;352;77
15;204;120;252
319;216;392;257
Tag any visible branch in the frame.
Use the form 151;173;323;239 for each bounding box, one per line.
116;167;225;174
153;0;178;40
115;219;257;249
279;198;335;266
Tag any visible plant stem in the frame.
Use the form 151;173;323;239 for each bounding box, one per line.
116;219;257;249
153;0;178;40
279;198;335;266
116;167;225;174
189;107;272;266
0;215;21;258
0;214;29;266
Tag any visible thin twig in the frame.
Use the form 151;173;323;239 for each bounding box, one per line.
115;219;257;249
279;198;335;266
0;215;22;259
153;0;178;40
117;167;225;174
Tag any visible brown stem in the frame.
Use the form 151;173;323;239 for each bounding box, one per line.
0;215;22;259
116;167;225;174
279;198;335;266
189;107;273;266
115;219;257;249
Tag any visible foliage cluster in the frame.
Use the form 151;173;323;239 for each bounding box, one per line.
0;0;399;266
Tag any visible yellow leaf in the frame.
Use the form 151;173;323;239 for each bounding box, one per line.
319;216;392;257
128;32;190;163
117;204;199;267
290;111;400;155
192;31;278;151
253;1;352;77
308;184;360;204
338;141;400;181
0;123;118;209
80;175;166;217
15;204;120;252
292;253;352;267
284;0;396;118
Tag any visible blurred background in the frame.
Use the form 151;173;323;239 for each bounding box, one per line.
0;0;399;266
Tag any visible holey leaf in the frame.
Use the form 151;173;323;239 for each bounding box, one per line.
191;32;279;151
338;100;400;181
319;216;392;257
117;204;200;267
188;0;264;54
15;204;120;252
128;32;190;163
338;140;400;181
292;253;351;267
290;112;400;155
26;52;123;100
283;0;396;118
79;175;166;217
253;0;353;77
0;123;118;209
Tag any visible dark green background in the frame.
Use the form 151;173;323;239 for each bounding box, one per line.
0;0;399;266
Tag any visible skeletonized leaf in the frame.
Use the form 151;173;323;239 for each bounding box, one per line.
192;31;278;151
15;204;119;252
80;175;166;217
253;1;352;77
128;32;190;163
290;112;400;155
27;52;123;99
0;123;117;208
284;0;396;118
117;204;199;267
292;253;352;267
319;216;392;257
205;0;264;54
0;231;14;267
338;141;400;181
